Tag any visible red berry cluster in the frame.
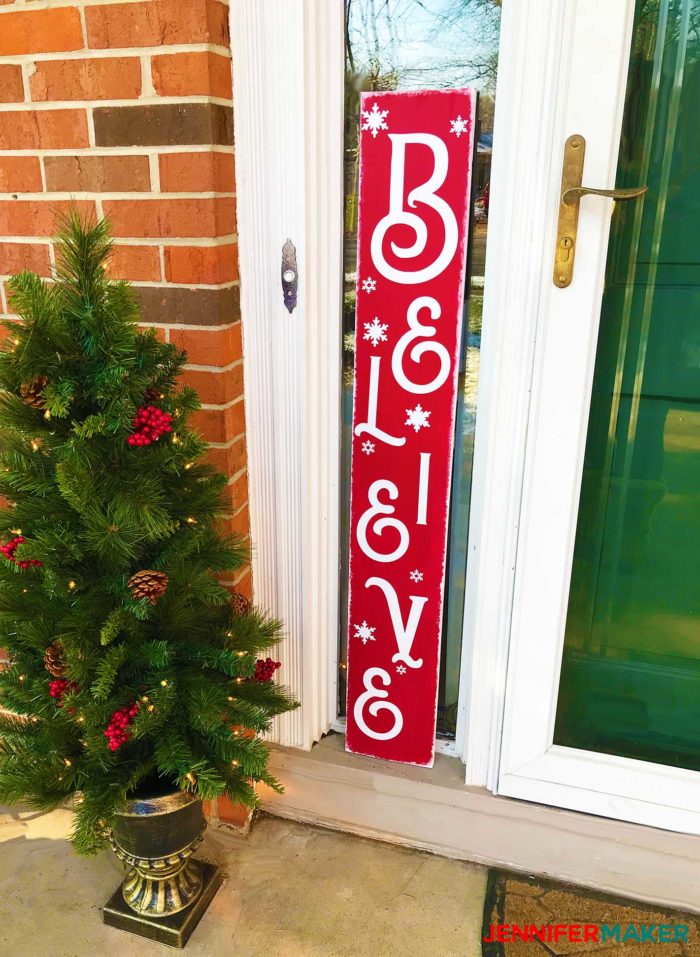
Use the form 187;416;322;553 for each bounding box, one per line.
105;702;139;751
254;658;281;682
127;406;173;448
49;678;78;705
1;535;42;568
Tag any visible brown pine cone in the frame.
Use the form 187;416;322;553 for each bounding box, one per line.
44;640;65;677
128;569;169;605
20;376;48;410
230;591;250;617
142;385;163;403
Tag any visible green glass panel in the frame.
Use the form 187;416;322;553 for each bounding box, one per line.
554;0;700;770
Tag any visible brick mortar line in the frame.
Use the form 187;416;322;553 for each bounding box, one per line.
1;314;241;333
207;432;245;449
0;145;235;156
19;62;31;102
200;395;244;412
37;153;48;192
0;96;234;111
184;359;242;373
5;0;230;12
226;466;247;485
0;44;231;62
148;152;159;191
131;280;240;290
0;237;238;247
138;321;241;332
78;4;88;49
0;0;228;8
0;193;236;200
231;569;251;587
0;279;239;292
86;97;96;148
0;0;226;7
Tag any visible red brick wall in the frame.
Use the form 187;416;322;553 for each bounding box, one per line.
0;0;252;825
0;0;251;604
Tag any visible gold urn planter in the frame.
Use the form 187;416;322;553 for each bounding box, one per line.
102;787;222;948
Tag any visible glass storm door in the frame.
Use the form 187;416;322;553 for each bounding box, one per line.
498;0;700;833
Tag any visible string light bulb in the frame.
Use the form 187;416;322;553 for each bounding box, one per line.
147;704;155;713
231;760;239;767
185;772;195;784
186;516;197;525
140;695;150;703
30;439;41;452
18;674;25;682
64;758;72;767
43;410;51;420
227;696;236;703
160;679;168;687
184;462;193;470
237;651;245;657
68;580;76;590
10;528;21;535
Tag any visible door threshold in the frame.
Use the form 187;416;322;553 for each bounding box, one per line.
261;733;700;914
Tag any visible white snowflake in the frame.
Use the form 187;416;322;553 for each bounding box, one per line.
361;440;375;455
405;404;431;432
363;317;388;347
449;115;470;138
396;664;407;675
362;277;377;293
409;569;424;583
354;620;376;645
362;102;389;138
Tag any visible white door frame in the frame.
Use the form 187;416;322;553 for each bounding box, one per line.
465;0;700;833
230;0;488;761
459;0;582;785
232;0;699;828
230;0;345;749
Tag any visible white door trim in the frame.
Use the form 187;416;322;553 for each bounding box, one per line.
460;0;575;786
230;0;344;749
474;0;700;832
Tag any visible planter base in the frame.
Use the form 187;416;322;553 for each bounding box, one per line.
103;860;223;949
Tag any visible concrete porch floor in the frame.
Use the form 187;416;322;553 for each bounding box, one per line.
0;804;487;957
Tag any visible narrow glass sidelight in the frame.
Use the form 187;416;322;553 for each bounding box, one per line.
339;0;501;736
555;0;700;771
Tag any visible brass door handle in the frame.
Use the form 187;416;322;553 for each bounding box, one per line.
553;134;647;288
562;185;648;205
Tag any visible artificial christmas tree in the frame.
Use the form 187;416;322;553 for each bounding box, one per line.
0;214;298;872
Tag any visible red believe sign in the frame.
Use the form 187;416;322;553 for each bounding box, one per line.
346;88;476;767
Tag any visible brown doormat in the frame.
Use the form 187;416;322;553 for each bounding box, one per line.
482;870;700;957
